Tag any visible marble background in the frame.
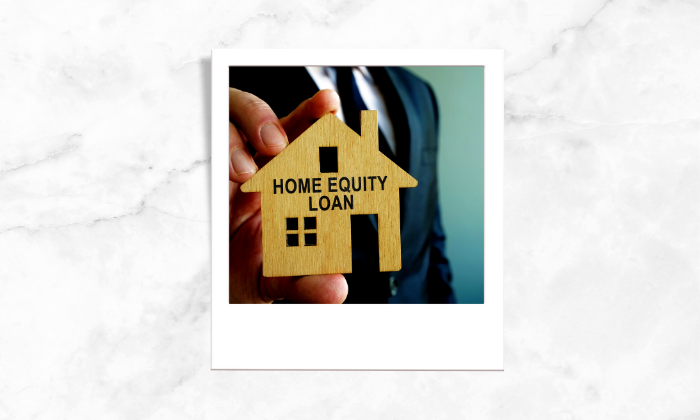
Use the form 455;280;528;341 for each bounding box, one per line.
0;0;698;418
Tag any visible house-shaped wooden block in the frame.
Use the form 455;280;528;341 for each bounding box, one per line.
240;110;417;277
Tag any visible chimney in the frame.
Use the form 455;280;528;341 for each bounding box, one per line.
360;110;378;150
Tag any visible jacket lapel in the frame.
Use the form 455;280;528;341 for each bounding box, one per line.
368;67;413;232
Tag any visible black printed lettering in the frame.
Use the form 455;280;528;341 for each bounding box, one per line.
274;179;283;194
351;177;361;192
298;178;310;193
344;194;354;210
338;177;350;192
319;196;330;211
331;195;342;210
308;196;318;211
285;178;297;194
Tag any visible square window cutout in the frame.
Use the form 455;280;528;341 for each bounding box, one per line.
304;217;316;230
286;217;298;231
304;233;317;246
319;147;338;173
286;234;299;247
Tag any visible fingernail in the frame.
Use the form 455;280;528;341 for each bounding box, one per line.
230;147;256;175
260;123;287;148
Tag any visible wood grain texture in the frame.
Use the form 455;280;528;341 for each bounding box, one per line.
241;111;417;277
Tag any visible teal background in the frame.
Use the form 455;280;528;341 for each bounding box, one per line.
404;67;485;304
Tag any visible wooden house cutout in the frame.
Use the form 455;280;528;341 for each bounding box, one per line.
241;110;417;277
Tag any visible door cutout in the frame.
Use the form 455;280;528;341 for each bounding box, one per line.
346;214;385;303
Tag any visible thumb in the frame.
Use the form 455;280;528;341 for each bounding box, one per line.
260;274;348;304
279;89;341;142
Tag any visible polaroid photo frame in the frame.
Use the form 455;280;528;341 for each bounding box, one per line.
212;49;503;370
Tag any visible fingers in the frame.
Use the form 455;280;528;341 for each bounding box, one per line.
229;122;258;183
229;87;347;304
260;274;348;304
280;89;340;141
229;88;288;156
229;181;261;237
229;88;341;165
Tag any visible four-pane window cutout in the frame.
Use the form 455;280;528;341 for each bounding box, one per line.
286;217;317;247
304;217;316;230
286;233;299;247
304;233;317;246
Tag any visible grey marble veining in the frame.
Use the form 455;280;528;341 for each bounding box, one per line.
0;0;698;418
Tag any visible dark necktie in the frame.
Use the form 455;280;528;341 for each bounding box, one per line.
334;67;395;161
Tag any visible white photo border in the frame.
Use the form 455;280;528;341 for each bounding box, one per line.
212;49;503;370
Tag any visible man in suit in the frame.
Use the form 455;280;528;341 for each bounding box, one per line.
228;67;454;304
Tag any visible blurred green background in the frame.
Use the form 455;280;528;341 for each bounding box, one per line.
405;66;485;304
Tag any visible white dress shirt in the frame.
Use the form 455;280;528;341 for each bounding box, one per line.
305;66;397;155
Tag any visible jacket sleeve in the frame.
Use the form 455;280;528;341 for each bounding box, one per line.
425;84;456;303
426;204;456;303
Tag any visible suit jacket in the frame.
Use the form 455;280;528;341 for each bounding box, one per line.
229;66;455;303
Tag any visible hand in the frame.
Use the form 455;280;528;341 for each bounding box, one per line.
228;87;348;303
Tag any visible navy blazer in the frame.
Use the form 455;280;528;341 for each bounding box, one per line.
229;67;454;303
